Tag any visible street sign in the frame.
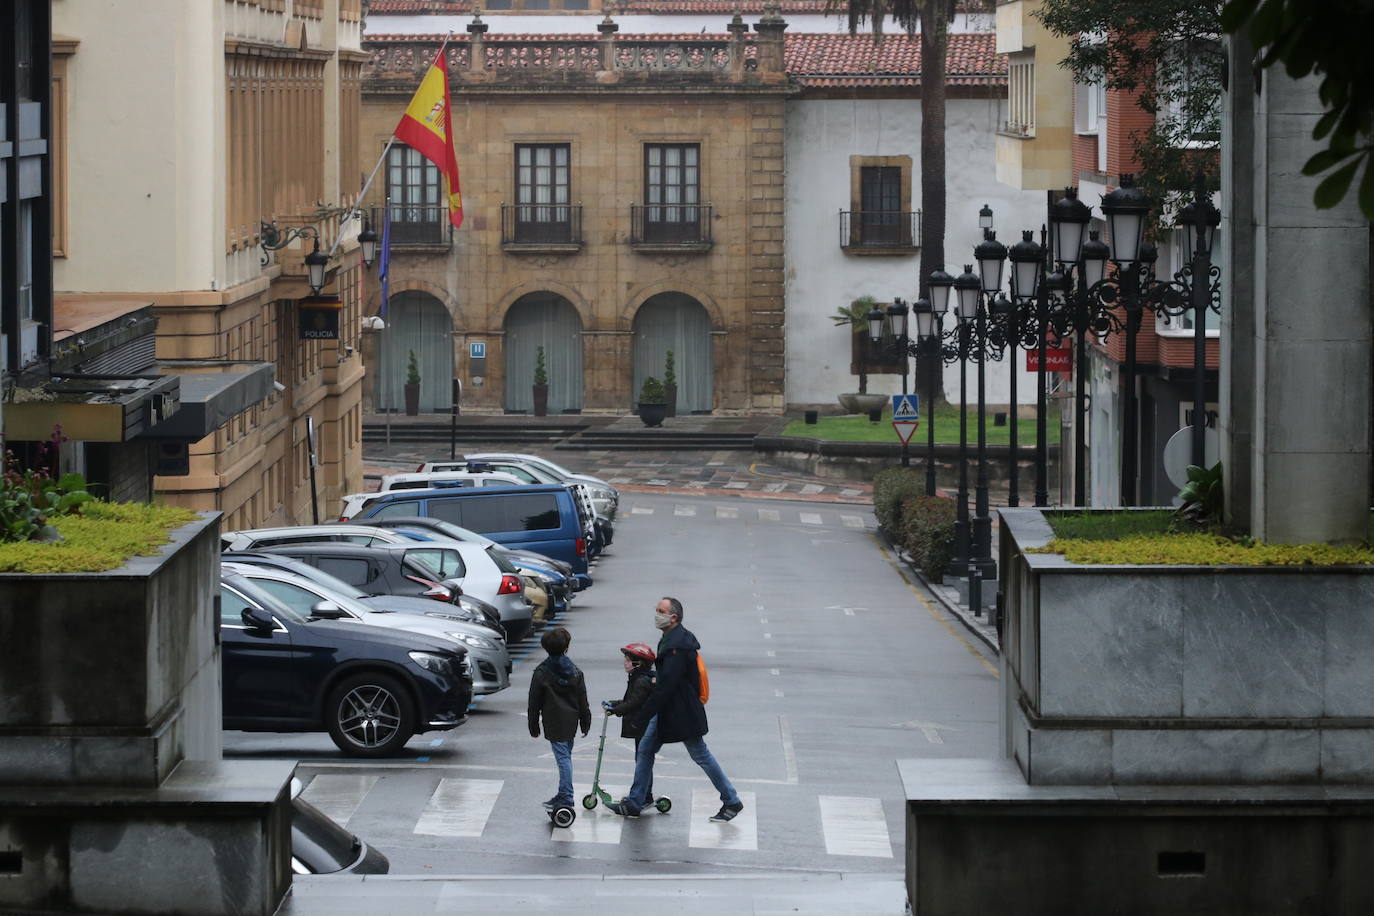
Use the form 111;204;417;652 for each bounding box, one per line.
891;394;919;421
893;421;919;443
298;295;342;340
469;341;487;359
1026;348;1073;372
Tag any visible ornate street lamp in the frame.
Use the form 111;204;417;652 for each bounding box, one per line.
950;265;980;595
923;269;954;497
1008;230;1053;506
358;221;379;268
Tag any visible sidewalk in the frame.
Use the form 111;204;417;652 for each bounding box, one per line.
282;872;908;915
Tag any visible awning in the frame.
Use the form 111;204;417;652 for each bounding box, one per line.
139;361;276;440
3;375;180;443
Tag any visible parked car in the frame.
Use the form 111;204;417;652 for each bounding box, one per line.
362;516;584;585
222;549;504;634
223;524;412;552
428;452;620;518
222;561;511;695
220;572;472;756
291;777;389;875
257;541;535;642
338;470;524;522
354;484;590;574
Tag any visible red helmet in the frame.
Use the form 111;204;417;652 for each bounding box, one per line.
621;642;656;663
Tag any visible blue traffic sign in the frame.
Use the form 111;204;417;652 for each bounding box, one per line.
469;341;487;360
891;394;919;421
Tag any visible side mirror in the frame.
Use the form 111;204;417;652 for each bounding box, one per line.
310;600;347;620
240;606;276;630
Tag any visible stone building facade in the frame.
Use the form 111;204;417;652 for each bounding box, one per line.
361;17;790;414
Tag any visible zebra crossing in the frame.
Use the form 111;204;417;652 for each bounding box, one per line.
621;503;871;529
300;773;894;859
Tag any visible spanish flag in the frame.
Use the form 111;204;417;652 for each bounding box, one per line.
393;45;463;228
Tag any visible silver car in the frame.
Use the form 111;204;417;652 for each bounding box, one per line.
223;562;511;695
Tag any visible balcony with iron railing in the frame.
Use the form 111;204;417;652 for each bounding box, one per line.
501;203;583;252
369;205;453;250
839;210;921;255
629;204;713;252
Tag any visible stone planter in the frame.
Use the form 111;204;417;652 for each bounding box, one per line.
838;392;888;415
638;402;667;427
404;382;420;416
0;513;293;915
999;507;1374;786
532;383;549;416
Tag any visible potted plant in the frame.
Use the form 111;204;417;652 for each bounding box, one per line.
638;375;668;428
663;349;678;418
404;350;421;416
532;345;549;417
832;295;890;415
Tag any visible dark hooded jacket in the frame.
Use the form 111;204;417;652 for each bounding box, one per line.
528;654;591;742
630;624;707;743
607;664;655;739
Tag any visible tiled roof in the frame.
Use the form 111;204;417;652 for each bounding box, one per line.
363;31;1005;86
365;0;989;13
785;32;1003;86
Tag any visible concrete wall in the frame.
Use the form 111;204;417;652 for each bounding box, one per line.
1000;507;1374;785
783;95;1048;408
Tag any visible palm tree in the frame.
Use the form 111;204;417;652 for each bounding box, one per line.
830;0;960;309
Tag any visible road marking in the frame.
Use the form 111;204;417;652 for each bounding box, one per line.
631;506;654;515
800;484;825;495
779;715;799;784
725;482;749;489
762;632;772;639
757;509;780;522
841;515;865;528
715;506;738;519
819;796;893;858
763;482;787;493
769;668;780;676
302;773;379;825
840;488;863;497
774;689;785;698
647;479;671;487
689;790;758;851
674;505;696;517
877;539;1000;679
551;790;623;844
759;617;768;624
800;512;823;525
413;778;503;837
844;608;855;616
765;650;776;657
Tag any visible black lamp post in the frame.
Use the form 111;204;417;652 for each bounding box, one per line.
1008;230;1050;506
950;265;980;599
881;299;914;468
1099;175;1152;506
924;270;954;496
969;232;1007;616
358;221;379;268
1174;175;1222;469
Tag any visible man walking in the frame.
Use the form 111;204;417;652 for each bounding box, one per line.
610;597;743;822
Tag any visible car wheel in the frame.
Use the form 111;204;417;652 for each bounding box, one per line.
326;671;415;757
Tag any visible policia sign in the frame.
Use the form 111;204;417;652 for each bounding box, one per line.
299;295;342;340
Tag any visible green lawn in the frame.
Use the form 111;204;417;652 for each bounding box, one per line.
781;405;1062;446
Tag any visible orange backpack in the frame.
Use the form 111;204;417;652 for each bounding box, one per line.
695;654;710;705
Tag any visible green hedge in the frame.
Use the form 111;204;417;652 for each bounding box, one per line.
873;468;958;582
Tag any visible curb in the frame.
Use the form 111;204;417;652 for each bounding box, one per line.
877;528;1001;657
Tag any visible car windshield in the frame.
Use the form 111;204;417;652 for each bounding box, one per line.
247;574;376;619
225;576;309;623
486;547;519;574
397;519;497;548
232;557;371;601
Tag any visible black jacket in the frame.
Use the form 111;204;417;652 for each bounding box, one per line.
607;665;655;739
528;655;591;742
631;625;707;743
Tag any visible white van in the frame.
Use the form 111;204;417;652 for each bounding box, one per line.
338;470;524;521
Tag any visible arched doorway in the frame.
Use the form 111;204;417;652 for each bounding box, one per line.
504;292;584;413
376;290;453;413
633;292;713;413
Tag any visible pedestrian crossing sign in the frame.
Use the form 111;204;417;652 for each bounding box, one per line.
891;394;919;421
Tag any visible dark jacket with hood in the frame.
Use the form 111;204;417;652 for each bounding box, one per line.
607;664;655;739
528;654;591;742
631;624;707;743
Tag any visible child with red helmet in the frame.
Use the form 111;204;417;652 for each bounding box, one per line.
603;642;659;808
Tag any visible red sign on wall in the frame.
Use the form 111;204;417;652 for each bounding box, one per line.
1026;348;1073;373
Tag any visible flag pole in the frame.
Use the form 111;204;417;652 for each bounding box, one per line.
328;34;456;259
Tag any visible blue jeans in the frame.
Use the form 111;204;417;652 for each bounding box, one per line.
550;739;574;804
625;716;739;811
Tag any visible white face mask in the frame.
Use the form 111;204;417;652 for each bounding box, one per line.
653;611;672;630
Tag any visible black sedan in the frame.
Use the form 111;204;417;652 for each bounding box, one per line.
221;573;473;756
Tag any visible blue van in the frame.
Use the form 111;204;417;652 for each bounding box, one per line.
354;485;589;574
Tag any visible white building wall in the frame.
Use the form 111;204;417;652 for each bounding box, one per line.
784;95;1046;408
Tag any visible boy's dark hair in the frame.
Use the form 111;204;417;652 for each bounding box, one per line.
662;596;684;621
541;626;571;656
